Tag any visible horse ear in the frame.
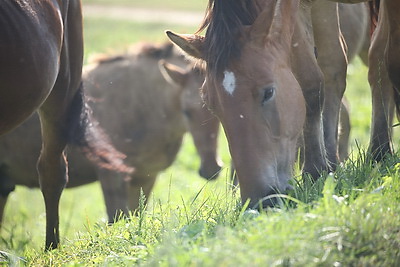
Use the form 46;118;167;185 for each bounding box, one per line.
267;0;299;49
249;2;276;45
250;0;299;50
159;60;188;88
166;31;205;60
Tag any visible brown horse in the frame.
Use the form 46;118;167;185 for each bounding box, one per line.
168;0;309;208
0;43;221;227
160;61;222;180
0;0;131;249
83;43;221;219
166;0;365;208
227;1;370;188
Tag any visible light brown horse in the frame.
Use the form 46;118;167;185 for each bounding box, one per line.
79;43;220;219
0;0;131;249
160;61;222;179
167;0;373;208
0;43;221;226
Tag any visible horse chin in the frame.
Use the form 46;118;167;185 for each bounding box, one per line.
198;163;222;180
245;169;293;210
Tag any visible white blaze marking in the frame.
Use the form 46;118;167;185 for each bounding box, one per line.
222;70;236;95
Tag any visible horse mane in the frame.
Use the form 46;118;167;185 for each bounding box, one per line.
90;42;175;65
369;0;380;35
197;0;260;75
135;42;174;59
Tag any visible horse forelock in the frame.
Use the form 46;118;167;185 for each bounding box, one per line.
198;0;259;77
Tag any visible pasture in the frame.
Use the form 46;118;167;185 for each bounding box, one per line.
1;1;400;266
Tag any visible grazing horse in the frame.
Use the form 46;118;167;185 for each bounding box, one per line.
82;43;221;219
167;0;357;208
168;0;308;208
0;43;221;227
0;0;131;249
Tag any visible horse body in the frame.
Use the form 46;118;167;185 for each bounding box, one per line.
0;0;63;133
81;43;220;218
0;0;81;250
0;0;132;249
0;43;220;224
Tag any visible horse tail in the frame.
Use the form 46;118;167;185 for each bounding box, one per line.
369;0;380;35
66;82;134;174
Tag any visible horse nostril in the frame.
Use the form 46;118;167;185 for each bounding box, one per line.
248;186;288;210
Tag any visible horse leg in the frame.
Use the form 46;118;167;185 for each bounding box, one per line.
127;175;157;214
368;13;395;161
98;169;129;223
338;99;351;161
368;59;394;160
36;115;68;250
291;7;328;179
312;1;348;168
0;195;7;229
0;168;16;229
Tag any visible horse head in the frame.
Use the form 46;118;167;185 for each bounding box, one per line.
167;0;305;208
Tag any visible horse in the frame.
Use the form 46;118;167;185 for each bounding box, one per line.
229;1;370;188
159;60;222;180
167;0;368;208
82;43;221;219
0;42;222;226
0;0;132;249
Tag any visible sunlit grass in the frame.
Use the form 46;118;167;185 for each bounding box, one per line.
83;18;198;64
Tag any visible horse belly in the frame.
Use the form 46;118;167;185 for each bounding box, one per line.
0;1;63;134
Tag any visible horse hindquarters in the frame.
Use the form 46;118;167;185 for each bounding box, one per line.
0;2;62;134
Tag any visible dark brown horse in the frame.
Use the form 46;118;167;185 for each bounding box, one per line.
0;0;131;249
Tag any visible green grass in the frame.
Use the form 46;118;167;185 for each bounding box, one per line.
83;18;198;63
1;3;400;266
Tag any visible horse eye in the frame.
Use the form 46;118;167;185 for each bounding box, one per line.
262;86;275;105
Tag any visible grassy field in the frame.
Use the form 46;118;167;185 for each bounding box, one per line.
1;2;400;266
